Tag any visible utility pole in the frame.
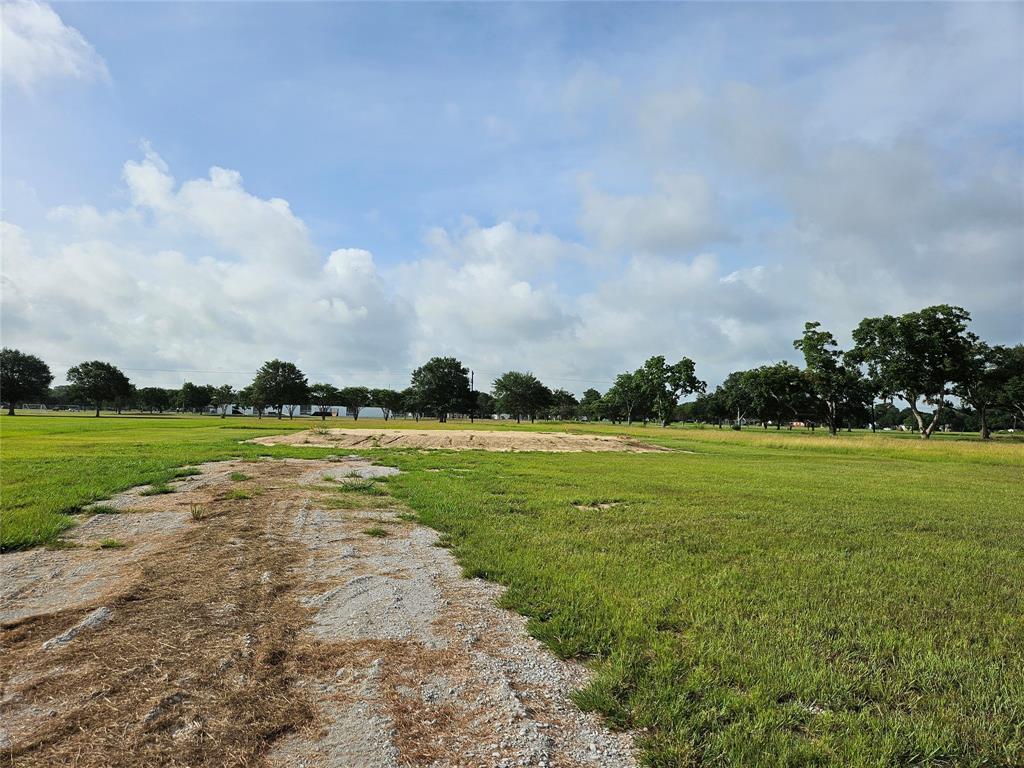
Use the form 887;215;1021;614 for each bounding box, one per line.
469;370;475;423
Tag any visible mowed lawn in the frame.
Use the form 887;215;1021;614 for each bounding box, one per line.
1;415;1022;766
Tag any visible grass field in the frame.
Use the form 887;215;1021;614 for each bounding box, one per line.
1;413;1022;766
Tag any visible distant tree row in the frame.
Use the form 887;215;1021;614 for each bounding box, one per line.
685;306;1024;439
2;305;1021;439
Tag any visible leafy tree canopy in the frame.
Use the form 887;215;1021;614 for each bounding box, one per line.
0;348;53;415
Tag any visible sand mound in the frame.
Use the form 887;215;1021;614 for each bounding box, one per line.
248;428;667;453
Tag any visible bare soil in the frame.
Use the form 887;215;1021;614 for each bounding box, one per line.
0;457;637;767
249;428;666;453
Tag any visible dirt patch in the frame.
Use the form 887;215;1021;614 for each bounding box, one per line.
573;501;622;511
250;427;667;453
0;457;637;767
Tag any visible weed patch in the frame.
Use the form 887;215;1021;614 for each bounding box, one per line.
86;504;121;515
139;483;174;497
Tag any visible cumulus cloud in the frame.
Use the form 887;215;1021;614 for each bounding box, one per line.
0;0;108;91
579;173;724;255
1;150;413;387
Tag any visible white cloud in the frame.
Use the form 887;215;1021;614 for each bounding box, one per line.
1;150;413;387
0;0;108;91
579;173;723;255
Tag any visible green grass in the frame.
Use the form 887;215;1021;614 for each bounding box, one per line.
86;504;121;515
377;429;1023;766
97;538;125;549
0;413;315;550
229;471;250;482
0;413;1021;765
139;482;175;496
335;478;389;495
171;466;203;478
362;526;390;538
224;488;252;500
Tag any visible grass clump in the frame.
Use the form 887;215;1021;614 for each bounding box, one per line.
98;538;125;549
336;478;389;495
139;483;174;496
362;526;389;538
225;489;251;500
229;472;250;482
45;539;81;551
172;466;202;478
189;503;205;521
86;504;121;515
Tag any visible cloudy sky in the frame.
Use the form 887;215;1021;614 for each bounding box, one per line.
1;1;1021;393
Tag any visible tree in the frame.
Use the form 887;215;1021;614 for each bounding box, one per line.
954;342;1009;440
469;390;494;421
492;371;549;423
528;381;553;423
371;388;405;421
579;388;602;421
549;389;579;420
178;382;214;413
692;390;729;428
401;386;424;422
638;355;706;427
0;349;53;415
409;357;470;422
46;384;75;409
338;386;371;421
251;360;308;420
741;362;810;430
717;370;755;428
604;371;652;425
794;323;864;436
852;305;974;438
137;387;173;413
995;345;1024;428
210;384;237;418
309;383;341;420
66;360;131;417
237;384;267;419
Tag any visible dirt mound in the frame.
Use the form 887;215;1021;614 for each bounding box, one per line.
249;427;666;453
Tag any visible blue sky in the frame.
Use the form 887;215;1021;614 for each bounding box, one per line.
2;1;1022;392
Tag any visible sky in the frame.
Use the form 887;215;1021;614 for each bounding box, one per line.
1;1;1022;394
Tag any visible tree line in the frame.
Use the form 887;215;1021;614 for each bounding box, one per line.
1;305;1021;439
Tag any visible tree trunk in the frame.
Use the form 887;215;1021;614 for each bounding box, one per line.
908;400;927;438
321;411;326;421
980;405;990;440
95;402;101;417
277;409;283;420
6;405;14;416
921;398;942;439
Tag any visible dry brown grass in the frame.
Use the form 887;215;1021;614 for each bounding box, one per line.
0;465;325;767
